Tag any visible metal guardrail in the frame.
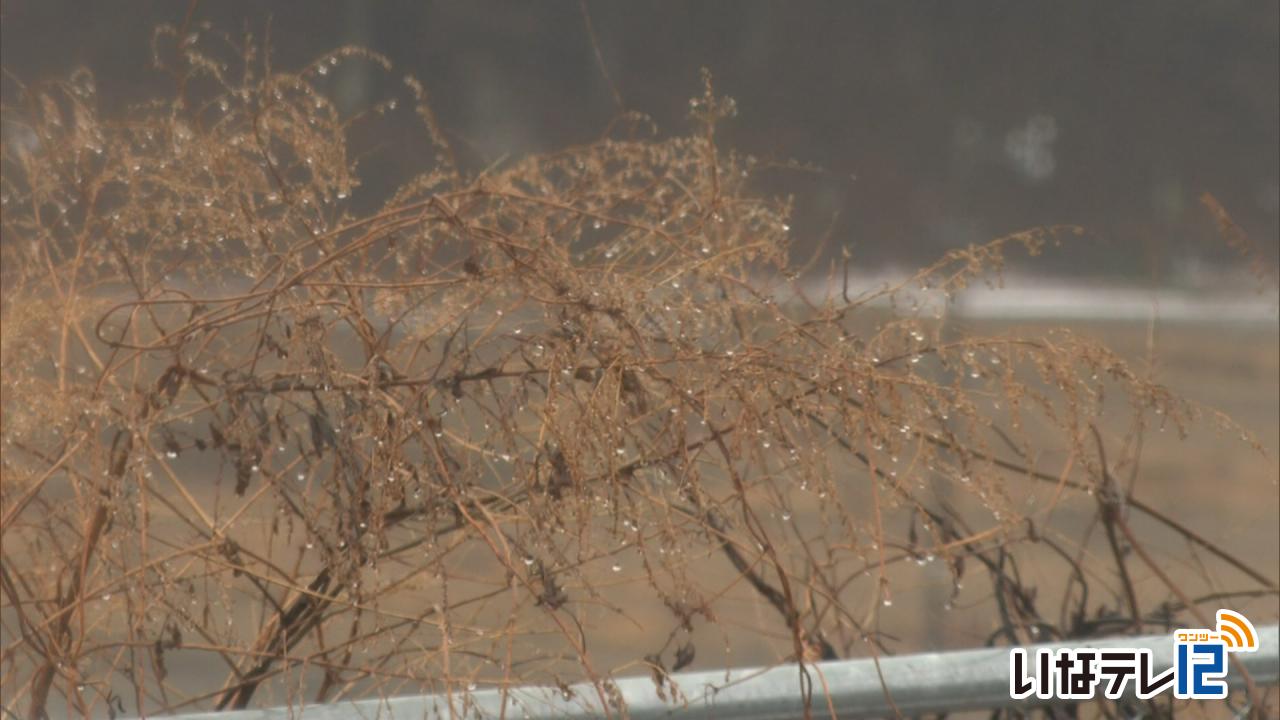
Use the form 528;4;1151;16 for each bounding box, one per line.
158;625;1278;719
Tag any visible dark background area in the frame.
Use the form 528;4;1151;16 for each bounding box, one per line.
3;0;1277;277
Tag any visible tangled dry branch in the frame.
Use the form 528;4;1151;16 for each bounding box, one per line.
1;27;1273;719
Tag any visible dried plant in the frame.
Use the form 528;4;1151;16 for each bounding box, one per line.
1;27;1274;719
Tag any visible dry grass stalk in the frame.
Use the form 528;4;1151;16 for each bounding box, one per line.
1;28;1273;719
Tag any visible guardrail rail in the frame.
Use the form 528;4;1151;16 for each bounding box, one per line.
154;624;1279;719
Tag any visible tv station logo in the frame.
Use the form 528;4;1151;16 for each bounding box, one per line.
1009;610;1259;701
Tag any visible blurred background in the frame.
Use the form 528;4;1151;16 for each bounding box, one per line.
3;0;1278;280
2;2;1277;710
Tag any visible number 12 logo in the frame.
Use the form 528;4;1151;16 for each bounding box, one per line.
1175;610;1258;700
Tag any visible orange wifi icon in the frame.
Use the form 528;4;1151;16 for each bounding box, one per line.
1216;610;1258;652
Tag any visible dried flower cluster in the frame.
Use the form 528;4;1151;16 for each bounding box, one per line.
1;27;1272;718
